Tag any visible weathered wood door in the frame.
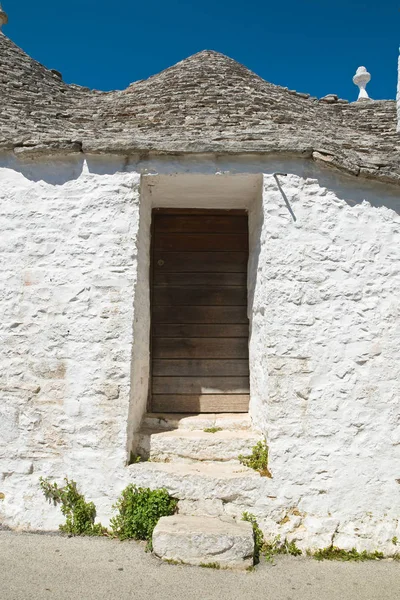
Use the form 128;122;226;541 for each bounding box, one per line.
150;209;249;413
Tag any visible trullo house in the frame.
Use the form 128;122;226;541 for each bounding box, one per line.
1;8;400;557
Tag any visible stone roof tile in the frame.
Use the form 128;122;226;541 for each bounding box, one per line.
0;33;399;184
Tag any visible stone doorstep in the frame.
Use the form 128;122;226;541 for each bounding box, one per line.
143;413;253;431
137;427;262;463
152;514;254;570
127;461;267;507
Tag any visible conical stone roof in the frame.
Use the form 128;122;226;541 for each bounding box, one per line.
0;32;399;184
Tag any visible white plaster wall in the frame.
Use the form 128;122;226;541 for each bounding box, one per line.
0;154;399;552
251;173;400;551
0;156;143;528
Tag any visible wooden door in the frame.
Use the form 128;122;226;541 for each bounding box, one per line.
150;209;249;413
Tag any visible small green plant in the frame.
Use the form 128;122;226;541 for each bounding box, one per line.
312;546;384;562
39;477;106;536
200;562;221;569
263;536;302;562
392;536;398;545
129;452;144;464
165;559;184;565
242;512;301;564
242;512;264;564
239;440;272;478
110;485;177;550
203;426;223;434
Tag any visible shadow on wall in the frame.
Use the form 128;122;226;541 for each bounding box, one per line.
0;154;133;184
1;152;400;215
0;154;86;185
309;167;400;215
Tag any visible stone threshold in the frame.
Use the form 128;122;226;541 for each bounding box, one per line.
142;412;254;431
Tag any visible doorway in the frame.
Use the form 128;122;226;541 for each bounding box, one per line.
150;208;250;413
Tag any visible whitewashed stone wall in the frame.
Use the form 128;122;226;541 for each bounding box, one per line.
0;155;399;552
0;157;142;528
251;173;400;552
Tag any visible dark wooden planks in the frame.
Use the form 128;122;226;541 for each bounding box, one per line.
153;324;248;338
152;359;249;377
153;251;248;273
154;272;247;287
152;395;250;413
150;210;249;413
154;233;248;252
153;337;249;359
152;306;249;324
154;214;248;233
153;377;250;394
154;287;247;306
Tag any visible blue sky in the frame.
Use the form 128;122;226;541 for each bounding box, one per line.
4;0;400;101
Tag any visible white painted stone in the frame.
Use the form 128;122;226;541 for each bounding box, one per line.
152;515;254;569
0;405;19;443
287;517;339;552
142;413;252;431
0;154;400;553
136;428;262;462
178;498;224;517
143;414;217;431
353;66;371;100
127;461;264;504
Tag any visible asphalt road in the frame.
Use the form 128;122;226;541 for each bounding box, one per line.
0;530;399;600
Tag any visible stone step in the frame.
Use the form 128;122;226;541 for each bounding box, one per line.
137;427;262;463
152;514;254;570
142;412;253;432
127;461;272;512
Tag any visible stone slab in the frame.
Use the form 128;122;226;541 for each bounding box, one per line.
137;428;262;462
152;515;254;569
143;413;252;431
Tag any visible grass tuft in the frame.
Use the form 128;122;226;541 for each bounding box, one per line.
311;546;384;562
200;562;221;569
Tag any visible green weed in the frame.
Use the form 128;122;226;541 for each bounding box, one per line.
311;546;384;561
129;453;143;464
110;485;177;550
242;512;264;564
263;536;302;562
242;512;301;564
200;562;221;569
39;477;106;536
239;441;272;478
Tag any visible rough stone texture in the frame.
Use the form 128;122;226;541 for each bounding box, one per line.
137;428;262;462
142;413;252;431
249;171;400;554
0;157;142;530
0;154;400;555
1;32;400;184
152;515;254;569
178;498;225;517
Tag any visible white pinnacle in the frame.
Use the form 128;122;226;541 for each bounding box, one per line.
353;66;371;101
